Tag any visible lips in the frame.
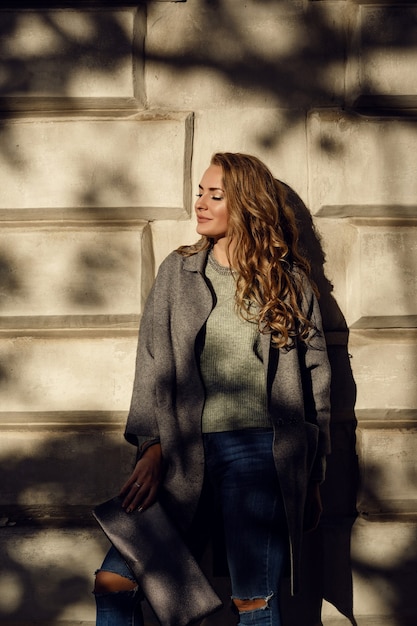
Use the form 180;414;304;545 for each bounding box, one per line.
197;216;211;223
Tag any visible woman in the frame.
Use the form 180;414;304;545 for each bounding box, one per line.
94;152;331;625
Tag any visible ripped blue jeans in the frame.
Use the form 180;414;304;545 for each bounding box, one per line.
204;429;287;626
95;429;287;626
94;546;144;626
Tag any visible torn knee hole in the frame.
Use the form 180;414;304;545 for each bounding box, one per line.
233;597;268;612
94;570;137;594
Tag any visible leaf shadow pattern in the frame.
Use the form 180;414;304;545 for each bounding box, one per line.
0;2;415;625
0;2;416;158
0;422;233;625
0;425;136;624
0;250;27;311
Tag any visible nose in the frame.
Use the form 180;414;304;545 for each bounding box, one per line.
195;193;207;211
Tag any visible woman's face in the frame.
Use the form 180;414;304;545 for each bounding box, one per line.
195;165;229;240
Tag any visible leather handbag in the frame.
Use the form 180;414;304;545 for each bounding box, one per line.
93;496;222;626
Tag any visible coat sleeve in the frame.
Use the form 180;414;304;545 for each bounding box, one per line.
299;276;332;482
124;280;160;452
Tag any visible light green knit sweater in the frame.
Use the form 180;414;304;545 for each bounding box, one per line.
200;252;271;433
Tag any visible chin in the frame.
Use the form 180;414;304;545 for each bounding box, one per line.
196;226;213;236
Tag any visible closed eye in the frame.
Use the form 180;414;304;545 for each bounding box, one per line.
195;193;224;201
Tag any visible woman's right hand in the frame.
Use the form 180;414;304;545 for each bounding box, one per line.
119;443;163;513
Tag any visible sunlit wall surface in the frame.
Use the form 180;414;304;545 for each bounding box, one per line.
0;2;416;625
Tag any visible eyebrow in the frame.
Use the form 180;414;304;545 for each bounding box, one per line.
198;184;225;192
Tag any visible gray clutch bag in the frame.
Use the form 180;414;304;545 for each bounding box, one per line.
93;496;222;626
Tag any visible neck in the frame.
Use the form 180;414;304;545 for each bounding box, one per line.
212;237;235;267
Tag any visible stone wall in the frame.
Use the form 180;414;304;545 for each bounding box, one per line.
0;1;416;625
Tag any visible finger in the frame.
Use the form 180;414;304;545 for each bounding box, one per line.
136;484;159;512
119;464;146;492
122;481;145;511
119;478;135;497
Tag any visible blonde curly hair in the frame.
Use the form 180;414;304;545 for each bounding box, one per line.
178;152;317;348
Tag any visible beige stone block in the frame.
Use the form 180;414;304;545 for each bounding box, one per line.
348;330;417;411
150;219;197;271
0;222;152;317
315;219;359;326
317;220;417;328
0;421;132;507
0;8;145;100
281;513;416;625
348;517;417;621
0;334;137;412
351;6;417;98
353;226;417;324
308;112;417;213
356;425;417;515
0;526;106;622
318;518;417;624
146;1;344;110
0;112;193;217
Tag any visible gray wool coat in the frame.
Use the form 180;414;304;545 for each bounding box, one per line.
125;248;331;595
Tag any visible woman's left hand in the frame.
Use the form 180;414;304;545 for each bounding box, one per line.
119;443;163;514
303;482;323;533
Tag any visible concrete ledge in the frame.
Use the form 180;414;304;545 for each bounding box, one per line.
0;97;142;113
350;316;417;329
316;205;417;221
0;206;192;222
0;410;128;428
353;95;417;117
0;315;141;333
355;408;417;424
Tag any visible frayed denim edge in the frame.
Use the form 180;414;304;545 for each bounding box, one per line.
93;567;139;598
232;591;274;612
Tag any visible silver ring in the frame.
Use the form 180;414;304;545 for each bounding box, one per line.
134;482;141;489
